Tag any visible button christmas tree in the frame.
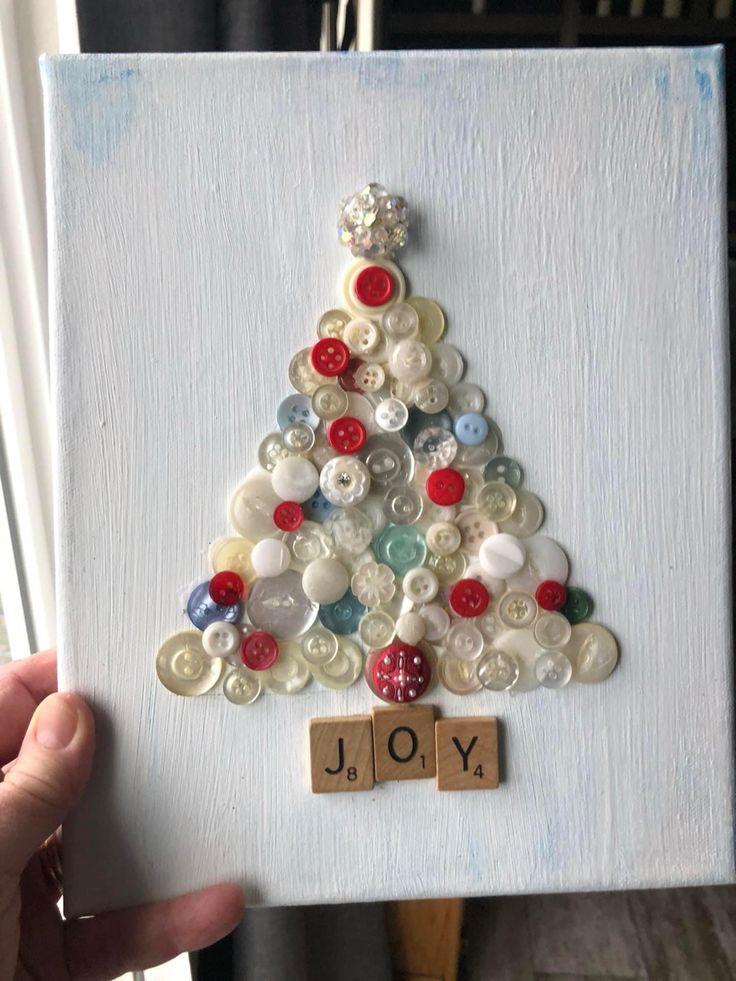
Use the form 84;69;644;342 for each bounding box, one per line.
155;184;619;706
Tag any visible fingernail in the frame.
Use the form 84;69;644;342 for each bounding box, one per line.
34;696;80;750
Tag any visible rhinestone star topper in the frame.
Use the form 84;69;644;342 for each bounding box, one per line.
338;182;409;259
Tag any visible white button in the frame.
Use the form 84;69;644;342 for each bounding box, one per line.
246;569;318;638
448;382;485;416
324;506;374;557
258;432;290;472
301;626;339;665
506;535;569;592
479;533;527;579
499;590;538;629
229;467;280;541
474;607;505;644
499;490;546;538
288;347;322;395
359;610;395;648
350;560;396;607
343;318;380;354
389;339;432;383
209;536;256;582
439;656;482;695
156;631;224;696
534;650;573;689
320;455;371;506
264;643;311;694
311;637;363;689
389;378;416;407
419;603;450;642
534;611;572;650
284;520;332;565
402;567;439;604
202;620;241;658
383;484;423;524
477;481;517;522
312;384;349;421
426;521;462;556
446;622;484;661
566;623;619;683
374;397;409;433
477;649;520;691
365;438;414;493
223;667;262;705
271;456;320;502
394;611;426;645
283;422;315;454
430;344;464;385
413;378;449;414
354;362;386;392
301;557;350;604
251;538;291;578
317;308;351;339
407;296;445;344
382;301;419;340
427;549;467;584
455;509;498;554
343;258;406;316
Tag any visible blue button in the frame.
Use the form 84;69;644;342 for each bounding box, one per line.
319;589;367;635
373;524;428;577
277;394;320;431
454;412;489;446
187;581;241;630
401;407;452;446
303;487;337;523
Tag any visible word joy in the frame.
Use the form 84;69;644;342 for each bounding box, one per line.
309;705;499;793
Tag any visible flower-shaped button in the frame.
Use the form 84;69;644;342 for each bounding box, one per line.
370;642;431;704
320;455;371;506
327;416;367;454
311;338;351;377
350;561;396;607
426;467;465;506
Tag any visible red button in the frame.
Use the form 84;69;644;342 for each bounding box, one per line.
240;631;279;671
338;357;365;393
426;467;465;506
327;416;367;454
208;570;245;606
354;265;395;307
371;642;431;703
273;500;304;532
449;578;490;617
311;338;350;377
536;580;567;611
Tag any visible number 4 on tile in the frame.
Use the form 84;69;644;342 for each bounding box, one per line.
435;718;499;791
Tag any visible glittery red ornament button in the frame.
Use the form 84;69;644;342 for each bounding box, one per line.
536;580;567;611
311;338;350;377
208;570;245;606
426;467;465;506
240;630;279;671
338;357;365;393
354;265;395;307
371;642;431;704
327;416;367;454
449;578;490;617
273;500;304;532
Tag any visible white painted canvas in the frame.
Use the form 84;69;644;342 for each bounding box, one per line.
43;48;732;916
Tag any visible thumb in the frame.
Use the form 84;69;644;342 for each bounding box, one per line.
0;693;94;878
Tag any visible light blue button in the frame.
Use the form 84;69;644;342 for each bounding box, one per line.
454;412;489;446
303;488;337;523
318;589;366;635
277;394;320;431
373;524;428;577
187;582;240;630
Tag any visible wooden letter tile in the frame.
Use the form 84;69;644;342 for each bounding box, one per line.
309;716;375;794
435;717;499;791
371;704;436;782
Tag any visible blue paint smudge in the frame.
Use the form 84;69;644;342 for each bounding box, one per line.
695;67;713;103
654;68;670;101
54;61;137;164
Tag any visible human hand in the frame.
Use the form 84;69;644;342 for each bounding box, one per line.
0;650;244;980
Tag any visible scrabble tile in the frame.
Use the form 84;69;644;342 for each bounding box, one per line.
435;717;499;791
371;704;436;782
309;716;375;793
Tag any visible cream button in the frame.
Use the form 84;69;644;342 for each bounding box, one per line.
440;656;482;695
156;631;224;696
406;296;445;344
374;397;409;432
477;649;520;691
445;622;484;661
359;610;395;648
346;393;378;434
455;509;498;554
534;650;573;689
320;455;371;506
426;521;462;556
413;378;449;414
312;384;349;421
402;567;439;604
202;621;241;658
499;591;538;629
506;535;568;593
389;339;432;384
394;611;426;645
301;557;350;604
311;637;363;689
382;301;419;340
419;603;451;642
223;667;262;705
209;536;256;583
344;317;380;354
427;549;467;585
499;490;546;538
264;643;311;694
448;382;485;416
246;569;318;638
251;538;291;578
566;623;619;683
534;611;572;650
343;258;405;315
271;456;320;502
301;626;339;665
282;422;315;454
354;362;386;392
229;467;280;541
479;533;527;579
258;432;290;472
477;481;517;522
317;308;351;339
430;344;464;385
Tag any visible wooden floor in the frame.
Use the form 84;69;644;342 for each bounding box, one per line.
461;886;736;981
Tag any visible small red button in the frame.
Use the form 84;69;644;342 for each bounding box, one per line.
354;265;395;307
426;467;465;506
449;578;490;617
338;357;365;393
273;500;304;532
208;570;245;606
327;416;367;454
536;580;567;611
371;642;431;703
240;630;279;671
311;338;350;377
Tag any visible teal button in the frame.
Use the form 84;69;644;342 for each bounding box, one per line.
319;589;366;635
484;456;524;489
373;524;428;576
561;587;594;625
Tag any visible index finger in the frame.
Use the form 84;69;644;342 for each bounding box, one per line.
0;650;57;766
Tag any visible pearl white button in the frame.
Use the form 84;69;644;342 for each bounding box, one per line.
456;509;498;554
223;667;262;705
534;650;573;689
566;623;619;683
202;620;241;658
382;301;419;340
229;467;280;541
389;339;433;384
358;610;395;648
427;549;467;585
301;557;350;604
312;384;349;421
343;318;380;353
251;538;291;578
446;622;484;661
374;397;409;432
156;632;224;696
439;656;482;695
395;611;426;645
246;569;318;638
319;455;371;506
271;456;320;502
477;481;517;522
310;637;363;689
499;590;538;629
499;489;545;538
413;378;449;414
430;343;464;385
479;532;527;579
301;626;339;665
448;382;485;415
426;520;462;556
419;603;450;642
477;649;520;691
506;535;568;592
402;567;439;604
354;362;386;392
264;643;311;694
534;611;572;650
324;506;374;557
317;308;351;339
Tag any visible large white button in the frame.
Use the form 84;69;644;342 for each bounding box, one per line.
402;567;439;604
566;623;619;683
394;611;426;645
430;344;464;385
426;521;462;556
229;467;280;541
246;569;318;638
419;603;450;642
389;339;432;384
479;533;526;579
271;456;320;502
202;620;241;658
251;538;291;578
320;455;371;506
156;632;224;696
506;535;568;592
301;557;349;604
